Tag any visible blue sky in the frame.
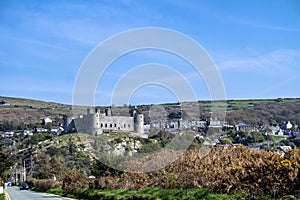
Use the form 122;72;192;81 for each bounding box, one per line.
1;0;299;105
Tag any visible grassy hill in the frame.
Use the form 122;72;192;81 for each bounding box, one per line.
1;96;300;132
0;96;71;131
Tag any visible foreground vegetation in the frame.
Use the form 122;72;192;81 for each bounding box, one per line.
28;145;300;199
46;187;255;200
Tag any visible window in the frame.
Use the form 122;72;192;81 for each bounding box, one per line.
105;124;107;128
110;124;112;128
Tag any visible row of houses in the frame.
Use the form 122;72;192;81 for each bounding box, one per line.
148;118;231;130
0;126;64;138
268;121;298;136
145;117;300;139
147;118;248;133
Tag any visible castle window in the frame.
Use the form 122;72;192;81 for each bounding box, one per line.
105;124;107;128
124;124;126;128
114;123;117;127
128;124;130;128
101;123;103;128
110;124;112;128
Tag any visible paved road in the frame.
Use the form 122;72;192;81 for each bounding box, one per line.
6;186;72;200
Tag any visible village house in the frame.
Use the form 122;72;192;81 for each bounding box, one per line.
23;130;33;136
269;125;284;136
50;126;64;135
43;117;52;124
235;123;249;132
4;131;14;137
280;121;293;130
35;127;48;133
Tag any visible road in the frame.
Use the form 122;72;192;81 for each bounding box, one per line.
6;186;73;200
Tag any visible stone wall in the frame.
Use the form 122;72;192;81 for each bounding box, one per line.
96;115;134;132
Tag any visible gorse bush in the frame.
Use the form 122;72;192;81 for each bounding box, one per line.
93;145;300;199
62;170;88;193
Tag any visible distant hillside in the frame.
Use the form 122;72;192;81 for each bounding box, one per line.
0;96;72;130
224;98;300;125
1;96;300;131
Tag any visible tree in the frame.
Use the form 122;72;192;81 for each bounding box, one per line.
0;147;13;180
269;119;278;126
168;112;181;120
246;131;265;144
222;137;232;145
34;153;67;180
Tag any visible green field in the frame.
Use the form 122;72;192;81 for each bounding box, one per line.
272;135;287;141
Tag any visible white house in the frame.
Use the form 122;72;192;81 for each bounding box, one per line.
286;121;293;129
43;117;52;124
235;123;249;132
4;132;14;137
279;145;292;153
36;128;48;132
23;130;33;136
50;126;64;135
269;126;284;135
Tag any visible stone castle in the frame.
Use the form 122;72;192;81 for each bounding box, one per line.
63;107;145;136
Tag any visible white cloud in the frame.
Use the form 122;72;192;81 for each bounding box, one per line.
218;49;300;73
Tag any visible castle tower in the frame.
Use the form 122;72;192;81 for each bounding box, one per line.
63;115;71;133
87;107;93;115
133;107;144;135
87;112;98;136
105;107;112;116
86;108;98;135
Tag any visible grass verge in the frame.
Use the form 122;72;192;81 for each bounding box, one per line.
47;187;273;200
0;193;4;200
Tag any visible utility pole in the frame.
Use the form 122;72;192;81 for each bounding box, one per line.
15;166;17;185
23;160;26;182
29;154;33;178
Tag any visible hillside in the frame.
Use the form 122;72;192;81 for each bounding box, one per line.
1;96;300;199
0;96;71;131
1;96;300;132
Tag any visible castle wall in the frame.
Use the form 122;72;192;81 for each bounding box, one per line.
97;116;134;132
68;108;144;136
74;114;97;135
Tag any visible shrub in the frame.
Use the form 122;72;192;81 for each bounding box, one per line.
34;179;61;192
47;188;63;195
95;145;300;199
62;170;88;193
